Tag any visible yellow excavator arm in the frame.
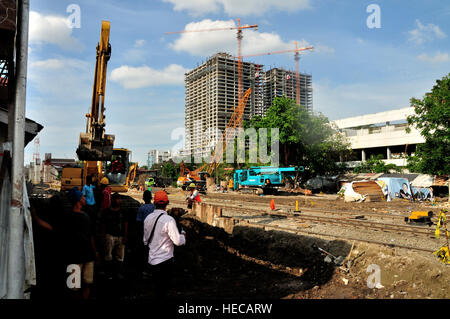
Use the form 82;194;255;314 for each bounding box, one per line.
77;20;115;161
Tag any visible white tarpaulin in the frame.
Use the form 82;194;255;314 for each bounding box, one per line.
0;149;36;299
410;174;434;188
340;182;365;202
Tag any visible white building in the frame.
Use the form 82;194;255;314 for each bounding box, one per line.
333;107;425;167
147;149;172;168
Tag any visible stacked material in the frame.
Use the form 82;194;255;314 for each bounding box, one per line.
351;181;385;202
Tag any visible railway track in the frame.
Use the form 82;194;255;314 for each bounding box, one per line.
169;199;436;238
167;197;440;253
198;198;412;220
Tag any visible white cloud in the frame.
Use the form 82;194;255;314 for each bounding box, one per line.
28;58;90;99
169;19;326;57
119;39;149;64
135;39;146;47
30;58;88;70
417;52;450;64
29;11;82;51
110;64;189;88
162;0;310;16
408;20;446;45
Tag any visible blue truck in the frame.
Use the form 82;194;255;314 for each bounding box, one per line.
233;166;304;194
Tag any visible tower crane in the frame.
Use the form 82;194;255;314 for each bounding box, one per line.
207;88;252;175
240;43;314;105
177;88;252;188
165;19;258;104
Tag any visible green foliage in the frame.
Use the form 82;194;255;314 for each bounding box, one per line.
406;73;450;175
353;155;400;174
140;165;148;170
244;96;350;176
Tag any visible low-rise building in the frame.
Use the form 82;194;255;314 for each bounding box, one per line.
333;107;425;167
147;149;172;168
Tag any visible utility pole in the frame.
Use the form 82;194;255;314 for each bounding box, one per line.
7;0;30;299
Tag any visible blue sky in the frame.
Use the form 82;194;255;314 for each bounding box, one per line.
25;0;450;166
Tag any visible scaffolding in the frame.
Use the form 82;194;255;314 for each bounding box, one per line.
262;68;313;115
185;53;263;159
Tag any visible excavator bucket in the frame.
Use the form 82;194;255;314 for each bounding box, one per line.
76;132;115;161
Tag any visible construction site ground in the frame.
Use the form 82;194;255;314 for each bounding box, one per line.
30;185;450;299
125;187;450;299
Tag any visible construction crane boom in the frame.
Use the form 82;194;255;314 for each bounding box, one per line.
166;19;257;105
165;24;257;34
208;88;252;175
77;20;115;161
239;46;314;58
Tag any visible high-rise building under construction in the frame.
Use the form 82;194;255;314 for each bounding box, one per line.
184;54;312;159
184;53;263;159
262;68;313;115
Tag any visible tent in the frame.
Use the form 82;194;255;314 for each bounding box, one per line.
377;177;412;201
410;174;434;188
339;181;385;202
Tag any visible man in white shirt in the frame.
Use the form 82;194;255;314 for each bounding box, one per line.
143;190;186;298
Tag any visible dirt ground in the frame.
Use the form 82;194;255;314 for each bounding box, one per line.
30;185;450;299
120;215;450;300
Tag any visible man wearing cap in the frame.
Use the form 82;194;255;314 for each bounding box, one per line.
64;188;96;299
143;190;186;298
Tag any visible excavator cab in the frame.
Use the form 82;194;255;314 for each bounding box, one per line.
104;149;132;185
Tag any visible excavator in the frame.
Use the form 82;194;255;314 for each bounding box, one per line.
61;21;137;192
177;162;208;190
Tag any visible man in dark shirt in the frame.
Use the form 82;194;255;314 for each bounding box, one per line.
101;192;128;278
64;188;96;299
135;190;155;278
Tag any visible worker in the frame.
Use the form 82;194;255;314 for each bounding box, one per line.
99;177;112;212
64;188;96;299
82;176;96;235
111;157;124;174
186;183;201;209
101;192;128;279
97;177;111;260
228;178;233;191
143;190;186;299
135;190;155;278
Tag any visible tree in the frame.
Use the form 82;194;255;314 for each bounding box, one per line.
245;96;350;176
353;154;400;174
406;73;450;175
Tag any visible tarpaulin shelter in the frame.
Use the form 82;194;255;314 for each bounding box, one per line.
377;177;412;201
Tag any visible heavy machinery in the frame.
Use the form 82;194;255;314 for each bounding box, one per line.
233;166;304;194
77;20;115;161
61;21;137;193
177;162;209;192
404;211;434;226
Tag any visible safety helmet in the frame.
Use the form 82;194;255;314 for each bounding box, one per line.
100;177;109;185
154;190;169;204
189;183;196;188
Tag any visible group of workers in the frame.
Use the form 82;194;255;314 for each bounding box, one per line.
30;176;200;300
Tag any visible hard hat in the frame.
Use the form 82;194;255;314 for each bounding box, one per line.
154;190;169;204
100;177;109;185
189;183;196;188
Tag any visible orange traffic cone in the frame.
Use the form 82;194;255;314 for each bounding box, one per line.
270;199;275;211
